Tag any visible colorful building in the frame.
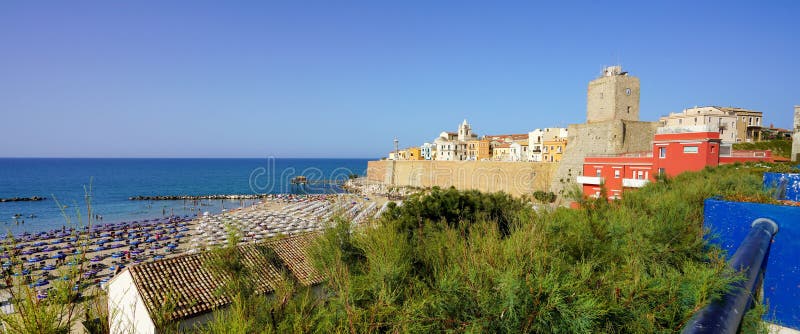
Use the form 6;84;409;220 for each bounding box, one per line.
576;129;773;200
467;138;491;161
420;142;435;160
407;147;422;160
542;139;567;162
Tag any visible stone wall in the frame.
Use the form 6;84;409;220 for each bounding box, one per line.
551;120;659;195
366;160;558;197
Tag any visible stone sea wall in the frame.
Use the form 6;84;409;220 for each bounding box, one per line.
366;160;557;197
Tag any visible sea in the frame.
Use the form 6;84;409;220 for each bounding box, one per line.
0;158;370;235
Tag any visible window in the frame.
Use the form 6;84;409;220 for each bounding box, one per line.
614;169;620;178
658;168;666;175
710;145;715;153
595;169;602;177
683;146;699;153
627;106;631;113
659;147;666;158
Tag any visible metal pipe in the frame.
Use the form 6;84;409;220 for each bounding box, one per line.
682;218;778;334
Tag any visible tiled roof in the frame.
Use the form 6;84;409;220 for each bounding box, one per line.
125;233;321;322
269;234;325;286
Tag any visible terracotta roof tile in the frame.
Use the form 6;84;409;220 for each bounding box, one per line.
126;233;321;321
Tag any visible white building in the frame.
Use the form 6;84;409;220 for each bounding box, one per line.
509;142;530;162
659;106;738;143
107;234;322;334
528;128;567;162
434;120;477;161
420;142;435;160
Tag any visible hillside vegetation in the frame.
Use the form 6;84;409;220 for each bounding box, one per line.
733;139;793;158
300;163;773;333
176;163;768;334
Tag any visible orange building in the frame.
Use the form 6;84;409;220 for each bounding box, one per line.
468;138;492;161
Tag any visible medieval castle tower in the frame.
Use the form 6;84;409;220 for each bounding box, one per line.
551;66;658;197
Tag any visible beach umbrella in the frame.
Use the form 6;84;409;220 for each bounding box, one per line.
42;264;56;271
51;253;66;259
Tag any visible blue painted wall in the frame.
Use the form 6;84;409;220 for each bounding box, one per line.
704;198;800;329
763;172;800;201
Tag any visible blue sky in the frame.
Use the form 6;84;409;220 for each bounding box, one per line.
1;1;798;158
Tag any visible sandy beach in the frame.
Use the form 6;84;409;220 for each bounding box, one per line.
0;192;388;301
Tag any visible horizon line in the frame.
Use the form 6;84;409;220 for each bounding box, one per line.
0;156;379;160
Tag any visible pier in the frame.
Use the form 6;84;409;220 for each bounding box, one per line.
0;196;46;203
290;176;345;185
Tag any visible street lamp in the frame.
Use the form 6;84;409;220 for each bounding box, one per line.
393;137;399;160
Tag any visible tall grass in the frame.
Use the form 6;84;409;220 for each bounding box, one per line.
300;163;770;333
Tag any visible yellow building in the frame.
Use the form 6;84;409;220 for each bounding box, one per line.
542;139;567;162
467;138;492;161
407;147;422;160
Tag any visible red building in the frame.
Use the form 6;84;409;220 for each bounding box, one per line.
577;131;773;200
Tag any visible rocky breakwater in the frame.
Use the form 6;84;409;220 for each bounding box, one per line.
129;194;270;201
0;196;46;202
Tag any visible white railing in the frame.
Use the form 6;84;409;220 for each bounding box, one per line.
622;178;649;188
576;176;603;185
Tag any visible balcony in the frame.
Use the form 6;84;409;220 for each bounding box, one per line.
576;176;603;185
622;178;649;188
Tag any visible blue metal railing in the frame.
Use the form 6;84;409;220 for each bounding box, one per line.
682;218;779;334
